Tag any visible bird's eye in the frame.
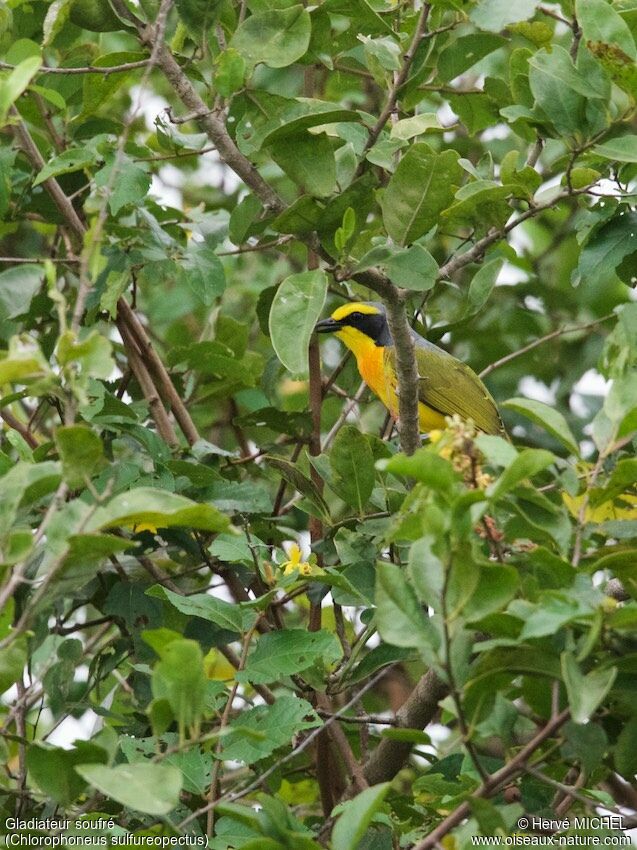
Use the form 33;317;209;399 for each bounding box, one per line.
349;311;363;320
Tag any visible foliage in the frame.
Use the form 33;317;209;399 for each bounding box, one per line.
0;0;636;847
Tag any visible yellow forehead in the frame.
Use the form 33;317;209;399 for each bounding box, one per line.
331;302;381;322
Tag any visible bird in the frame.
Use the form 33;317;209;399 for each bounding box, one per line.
315;301;506;436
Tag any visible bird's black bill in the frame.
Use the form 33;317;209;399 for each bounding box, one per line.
315;318;342;334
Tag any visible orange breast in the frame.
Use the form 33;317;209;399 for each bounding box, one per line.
355;346;399;417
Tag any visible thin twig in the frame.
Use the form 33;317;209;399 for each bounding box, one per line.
479;313;615;378
0;59;150;75
411;710;571;850
361;3;432;157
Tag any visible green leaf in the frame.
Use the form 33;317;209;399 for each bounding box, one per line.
0;55;41;122
0;639;26;694
576;0;636;61
386;244;439;291
269;269;327;375
54;426;104;488
329;426;374;513
57;330;114;380
614;714;637;779
528;46;607;136
0;265;43;321
151;638;207;737
561;652;616;724
332;783;390;850
236;629;341;684
265;455;332;522
148;585;254;633
230;6;311;70
235;91;359;156
379;449;457;492
85;487;231;533
389;113;444;140
503;397;580;456
223;696;321;763
81;51;146;116
438;34;506;82
381;143;463;246
375;562;439;655
464;563;519;623
181;240;226;305
470;0;538;32
215;48;246;97
33;147;97;187
75;763;182;816
272;132;336;198
593;135;637;163
575;211;637;286
108;160;151;215
27;743;107;806
441;181;511;235
465;258;503;315
488;448;554;500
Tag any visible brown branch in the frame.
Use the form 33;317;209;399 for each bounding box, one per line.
117;299;199;446
437;185;594;283
207;617;261;837
0;59;151;75
384;294;421;456
411;709;570;850
10;110;198;446
1;410;39;449
364;668;448;785
479;313;616;378
117;318;179;447
361;3;432;156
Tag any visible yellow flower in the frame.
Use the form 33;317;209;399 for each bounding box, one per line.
280;542;322;577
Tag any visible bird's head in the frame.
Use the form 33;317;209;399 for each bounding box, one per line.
315;302;392;349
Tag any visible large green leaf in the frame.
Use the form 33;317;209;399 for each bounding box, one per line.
0;55;41;122
0;265;43;321
269;269;327;375
488;449;554;501
75;763;182;816
576;0;636;61
438;34;506;82
85;488;231;533
593;135;637;163
503;397;580;456
575;211;637;286
151;638;207;736
381;144;462;245
223;696;321;763
329;426;374;513
375;562;440;655
271;132;336;198
54;425;104;488
236;629;341;684
469;0;538;32
528;46;607;136
230;6;311;69
27;743;107;806
332;783;391;850
148;585;255;633
561;652;617;724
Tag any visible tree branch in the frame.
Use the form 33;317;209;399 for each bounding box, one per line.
411;709;570;850
361;3;432;157
384;294;421;455
364;669;448;785
0;59;151;75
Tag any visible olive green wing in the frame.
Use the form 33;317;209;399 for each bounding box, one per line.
402;339;505;436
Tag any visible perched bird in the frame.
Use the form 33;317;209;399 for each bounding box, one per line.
315;301;505;436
